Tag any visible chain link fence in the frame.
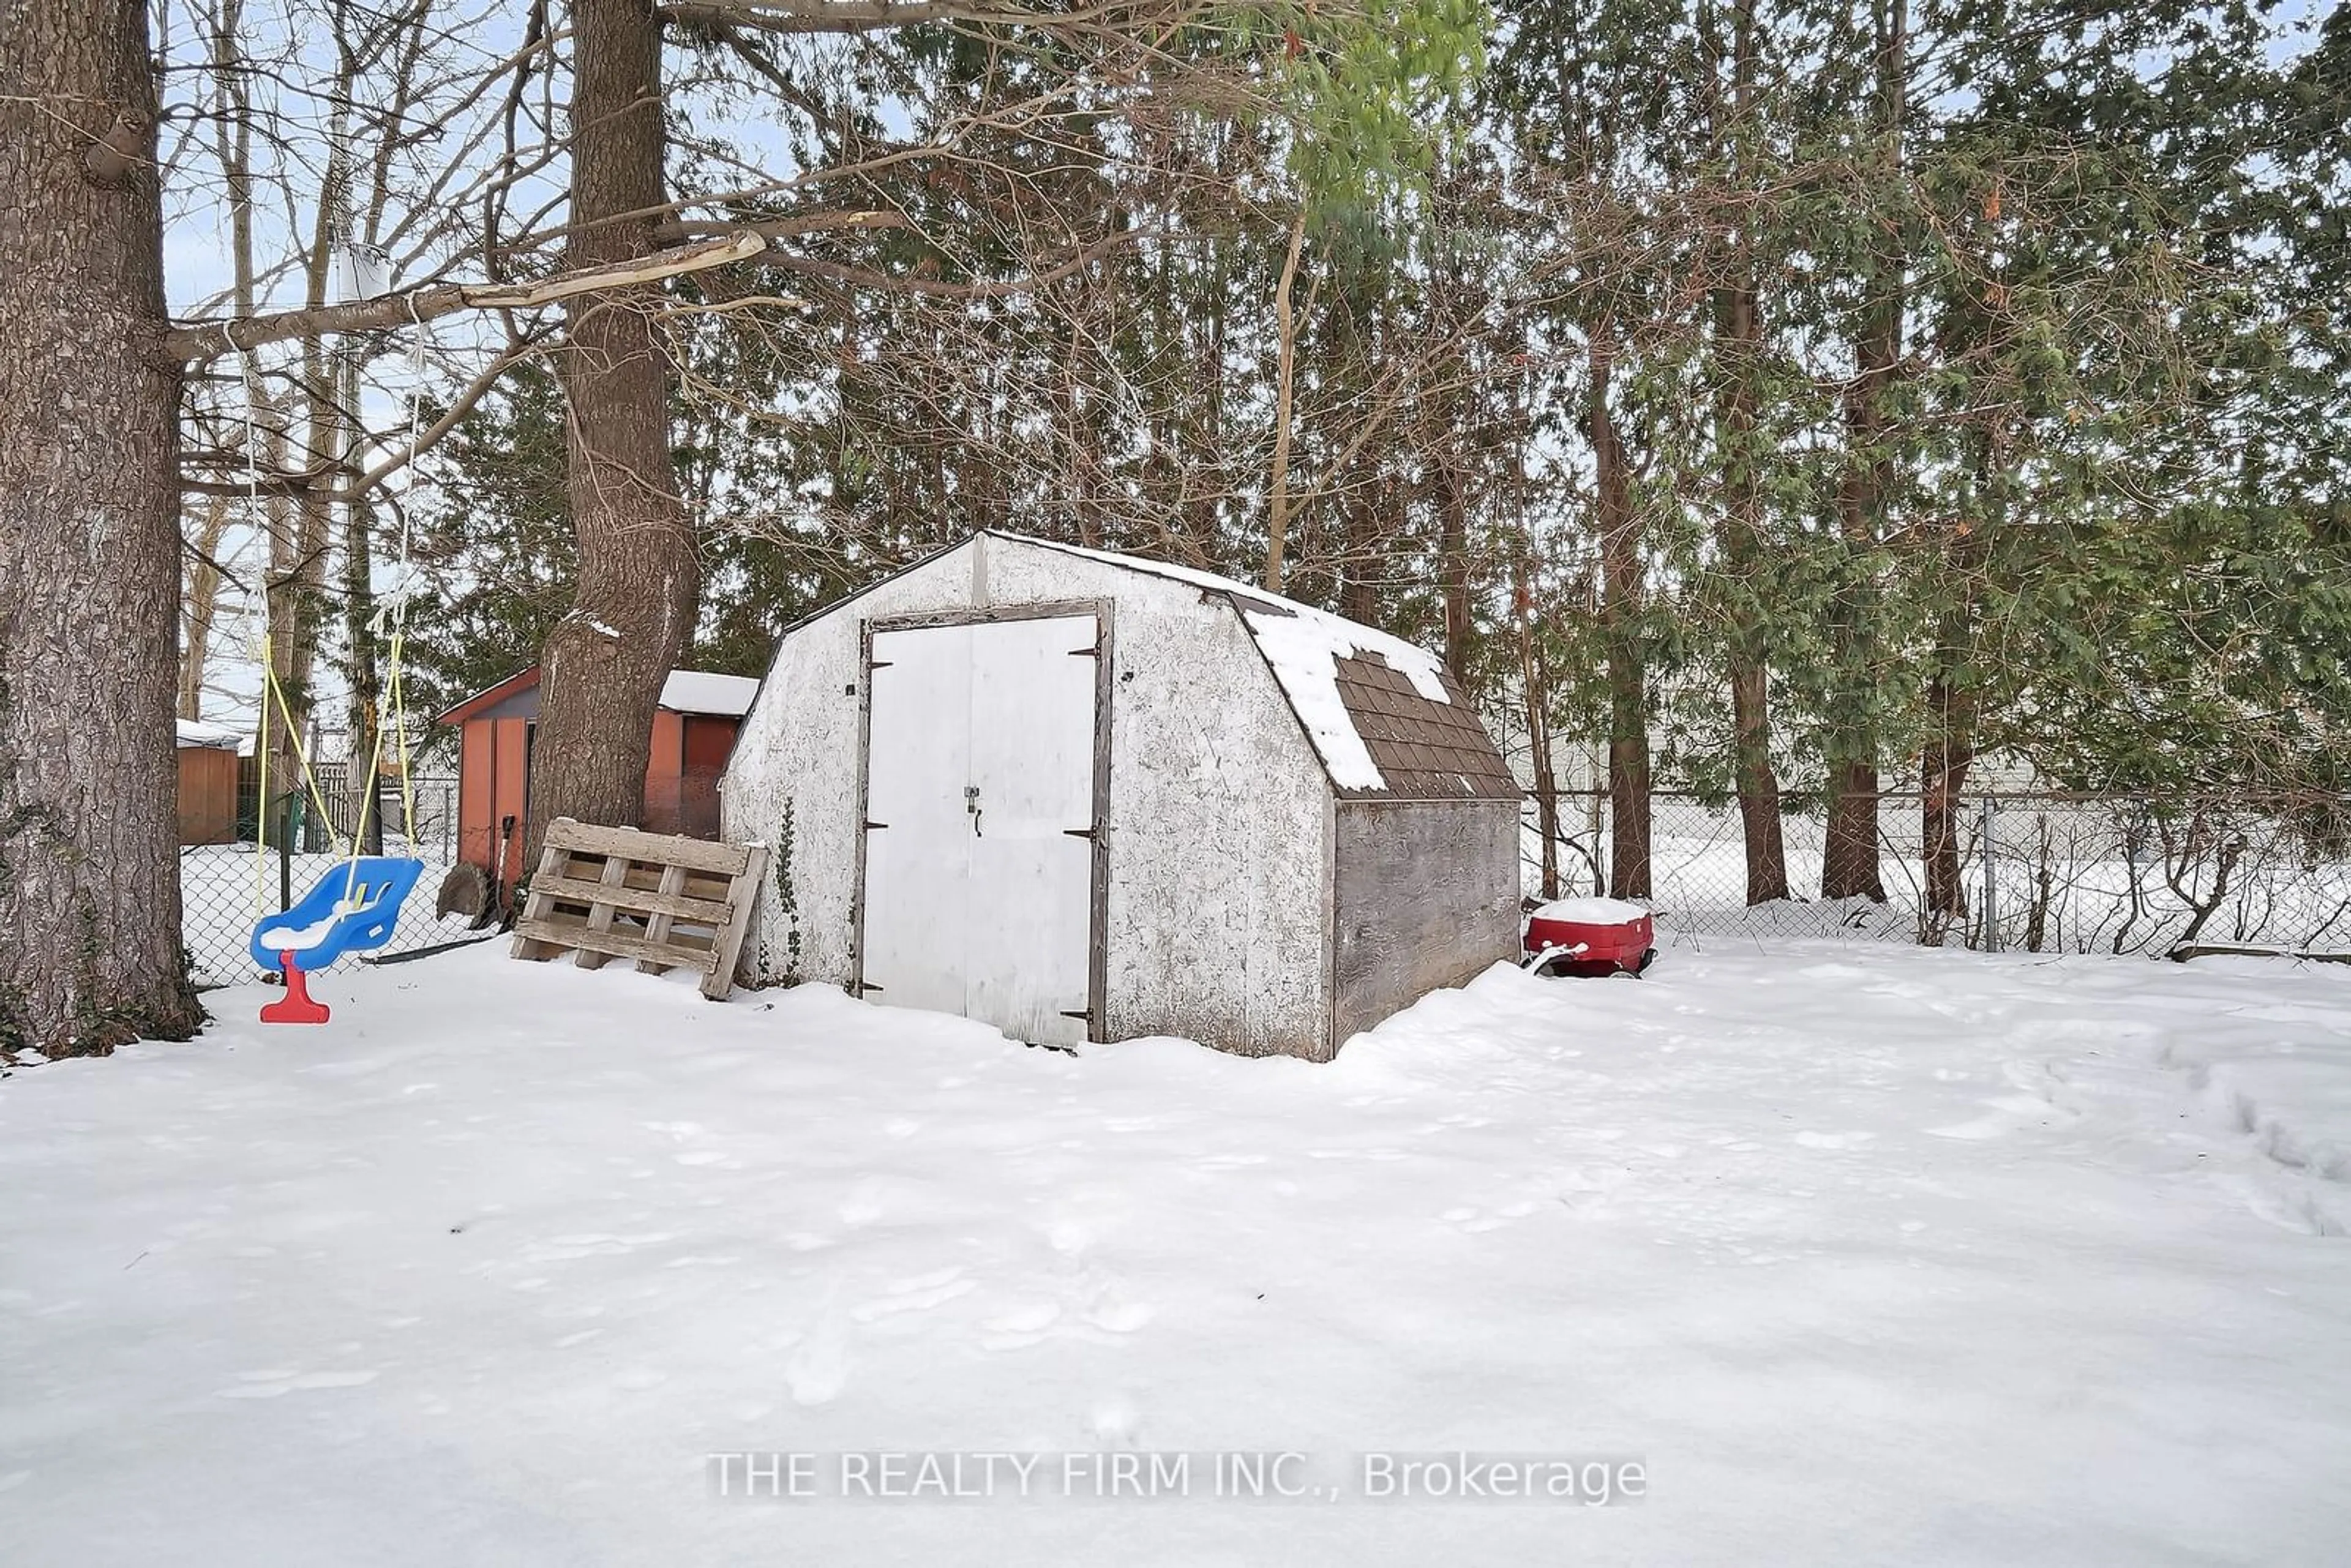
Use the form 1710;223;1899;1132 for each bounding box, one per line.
187;776;2350;981
180;774;478;988
1528;789;2351;957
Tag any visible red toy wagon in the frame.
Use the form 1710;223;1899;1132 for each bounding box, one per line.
1522;897;1657;978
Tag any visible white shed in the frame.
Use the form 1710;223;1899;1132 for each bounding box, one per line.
719;531;1521;1059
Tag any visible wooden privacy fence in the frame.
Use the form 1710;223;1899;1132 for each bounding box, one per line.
511;818;767;1000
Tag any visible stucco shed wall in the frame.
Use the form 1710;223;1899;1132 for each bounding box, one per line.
721;535;1335;1058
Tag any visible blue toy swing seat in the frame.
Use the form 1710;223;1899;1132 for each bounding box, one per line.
249;856;427;972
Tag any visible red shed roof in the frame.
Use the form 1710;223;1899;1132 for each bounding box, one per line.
434;666;757;727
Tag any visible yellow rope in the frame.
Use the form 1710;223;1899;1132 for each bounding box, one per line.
263;659;340;842
387;630;419;845
339;616;418;895
341;719;384;896
255;632;272;915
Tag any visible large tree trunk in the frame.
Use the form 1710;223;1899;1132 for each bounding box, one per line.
1712;0;1789;906
1923;430;1993;930
1521;610;1562;901
1337;468;1381;625
1823;0;1907;904
1434;415;1476;681
0;0;202;1054
1591;327;1651;900
1719;271;1789;905
1821;759;1885;901
530;0;699;857
1730;665;1788;902
1920;675;1974;926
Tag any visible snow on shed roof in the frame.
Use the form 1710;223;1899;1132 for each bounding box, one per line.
176;719;244;752
1001;534;1517;801
658;670;758;718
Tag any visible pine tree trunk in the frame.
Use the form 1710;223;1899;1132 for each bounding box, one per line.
0;0;202;1054
1822;761;1885;902
1435;432;1475;681
1823;0;1906;906
1337;472;1380;625
1714;0;1788;905
1719;259;1790;904
1591;328;1651;899
1730;662;1788;903
1924;432;1992;926
1920;677;1973;923
1522;621;1562;901
530;0;699;858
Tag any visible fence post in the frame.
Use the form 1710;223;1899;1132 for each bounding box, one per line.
1978;794;1999;951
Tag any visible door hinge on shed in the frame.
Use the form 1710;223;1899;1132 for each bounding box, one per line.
1067;645;1100;658
1062;825;1097;841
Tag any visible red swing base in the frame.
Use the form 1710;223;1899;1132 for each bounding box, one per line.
260;951;331;1025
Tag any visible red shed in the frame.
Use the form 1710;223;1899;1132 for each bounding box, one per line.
434;666;757;890
176;719;244;846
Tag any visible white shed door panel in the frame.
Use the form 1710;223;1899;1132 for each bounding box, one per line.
861;623;973;1022
862;615;1098;1045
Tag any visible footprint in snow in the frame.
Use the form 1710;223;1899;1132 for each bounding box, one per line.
982;1300;1064;1349
851;1267;976;1323
216;1369;380;1399
1087;1294;1156;1334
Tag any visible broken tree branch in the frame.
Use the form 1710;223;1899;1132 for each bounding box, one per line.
165;230;768;363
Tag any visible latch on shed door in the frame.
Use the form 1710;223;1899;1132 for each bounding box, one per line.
965;784;982;836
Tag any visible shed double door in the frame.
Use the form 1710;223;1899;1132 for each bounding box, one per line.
861;613;1100;1045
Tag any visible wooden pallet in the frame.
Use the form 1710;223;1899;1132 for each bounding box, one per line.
511;818;767;1000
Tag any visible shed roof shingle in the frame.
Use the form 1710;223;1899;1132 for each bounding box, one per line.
1329;654;1518;801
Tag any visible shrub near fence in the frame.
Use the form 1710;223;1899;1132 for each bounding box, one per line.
1529;790;2351;957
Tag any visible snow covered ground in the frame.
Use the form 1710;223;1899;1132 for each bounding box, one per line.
3;945;2349;1563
